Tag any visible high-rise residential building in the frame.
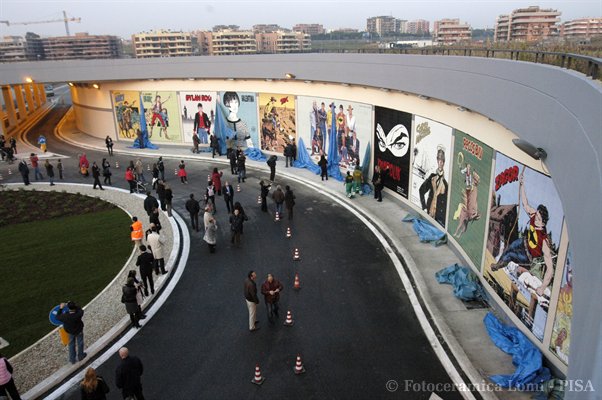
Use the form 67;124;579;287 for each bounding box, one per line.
256;31;311;53
367;16;402;36
253;24;285;33
212;25;240;32
398;20;408;34
433;19;472;45
407;19;430;35
561;18;602;39
0;36;29;62
293;24;326;36
196;30;258;56
41;33;122;61
132;30;192;58
494;6;561;42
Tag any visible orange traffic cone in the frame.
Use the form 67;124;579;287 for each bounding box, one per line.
115;161;119;169
274;212;280;222
286;227;292;238
293;272;301;290
293;354;306;375
293;248;300;261
251;363;265;385
284;310;295;326
257;195;262;204
237;184;241;192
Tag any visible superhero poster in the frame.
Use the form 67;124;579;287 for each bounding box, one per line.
216;91;259;149
179;91;216;144
549;248;573;364
446;130;493;268
258;93;296;154
296;96;373;170
410;116;453;228
373;107;412;198
140;91;182;143
483;152;564;341
112;91;141;140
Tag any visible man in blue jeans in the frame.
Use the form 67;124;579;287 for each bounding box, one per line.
56;301;86;364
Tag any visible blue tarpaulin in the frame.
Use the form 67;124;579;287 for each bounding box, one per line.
402;213;447;246
435;264;486;301
484;312;551;389
293;137;321;174
212;104;229;155
130;95;159;150
244;147;266;161
327;103;344;181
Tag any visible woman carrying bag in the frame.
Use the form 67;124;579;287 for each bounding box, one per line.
80;367;110;400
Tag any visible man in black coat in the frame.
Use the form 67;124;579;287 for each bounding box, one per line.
18;159;30;185
223;181;235;214
56;301;86;364
185;193;201;231
283;143;293;167
92;162;104;190
267;155;277;181
116;347;145;400
143;191;159;217
136;245;155;296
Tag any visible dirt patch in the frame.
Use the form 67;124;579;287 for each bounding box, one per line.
0;189;117;227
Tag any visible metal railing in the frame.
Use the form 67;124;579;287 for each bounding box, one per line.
313;47;602;80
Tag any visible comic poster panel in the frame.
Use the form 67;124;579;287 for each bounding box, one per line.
483;152;564;341
549;248;573;364
112;91;140;141
446;130;493;268
217;91;259;148
258;93;296;154
410;116;453;228
296;96;373;170
179;91;216;145
373;106;412;197
138;91;182;143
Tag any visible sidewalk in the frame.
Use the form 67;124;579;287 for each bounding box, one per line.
57;112;529;400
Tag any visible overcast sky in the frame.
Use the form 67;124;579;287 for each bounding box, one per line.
1;0;600;37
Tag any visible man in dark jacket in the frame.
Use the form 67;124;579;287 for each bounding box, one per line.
116;347;145;400
261;273;283;323
56;301;86;364
230;209;244;246
143;191;159;217
244;271;260;332
283;143;293;167
18;159;30;185
223;181;235;214
371;165;389;202
284;185;296;220
267;155;277;181
136;245;155;296
92;161;104;190
259;180;270;212
185;193;201;231
236;152;246;183
157;156;165;181
229;149;237;175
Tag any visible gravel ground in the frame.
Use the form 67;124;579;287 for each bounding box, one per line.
4;183;176;395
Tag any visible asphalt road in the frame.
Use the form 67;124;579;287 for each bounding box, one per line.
10;95;463;400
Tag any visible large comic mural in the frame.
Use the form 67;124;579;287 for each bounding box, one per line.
179;91;216;145
410;116;453;228
483;152;564;341
258;93;296;154
112;91;141;140
297;96;373;170
447;130;493;267
550;248;572;364
373;107;412;197
140;91;182;143
216;91;259;148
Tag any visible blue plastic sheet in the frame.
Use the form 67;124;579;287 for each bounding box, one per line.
484;312;551;389
292;138;321;174
326;103;344;181
402;213;447;246
212;106;229;155
435;264;486;301
244;147;267;162
130;95;159;150
361;143;372;183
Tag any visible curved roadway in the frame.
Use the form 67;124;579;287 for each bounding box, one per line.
15;95;463;399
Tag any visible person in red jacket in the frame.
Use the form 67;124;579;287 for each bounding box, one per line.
261;273;283;324
211;167;223;196
125;167;136;193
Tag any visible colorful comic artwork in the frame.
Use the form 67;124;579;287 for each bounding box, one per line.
258;93;296;154
140;91;182;143
550;248;573;364
179;91;216;145
112;91;141;140
216;91;259;149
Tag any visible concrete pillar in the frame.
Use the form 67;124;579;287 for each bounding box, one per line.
0;108;6;136
39;83;47;104
1;86;17;129
25;83;35;113
32;83;42;108
14;85;27;121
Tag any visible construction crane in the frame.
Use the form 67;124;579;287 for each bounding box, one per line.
0;11;81;36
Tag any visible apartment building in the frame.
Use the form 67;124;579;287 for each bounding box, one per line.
433;19;472;45
367;16;402;36
256;31;311;53
196;30;257;56
0;36;29;62
132;30;192;58
41;33;122;61
253;24;284;33
494;6;561;42
293;24;326;36
561;18;602;39
407;19;430;35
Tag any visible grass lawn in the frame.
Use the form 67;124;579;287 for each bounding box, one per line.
0;206;132;357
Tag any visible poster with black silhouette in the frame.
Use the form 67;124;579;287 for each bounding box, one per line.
373;107;412;198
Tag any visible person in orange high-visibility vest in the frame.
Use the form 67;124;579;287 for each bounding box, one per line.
130;217;143;247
